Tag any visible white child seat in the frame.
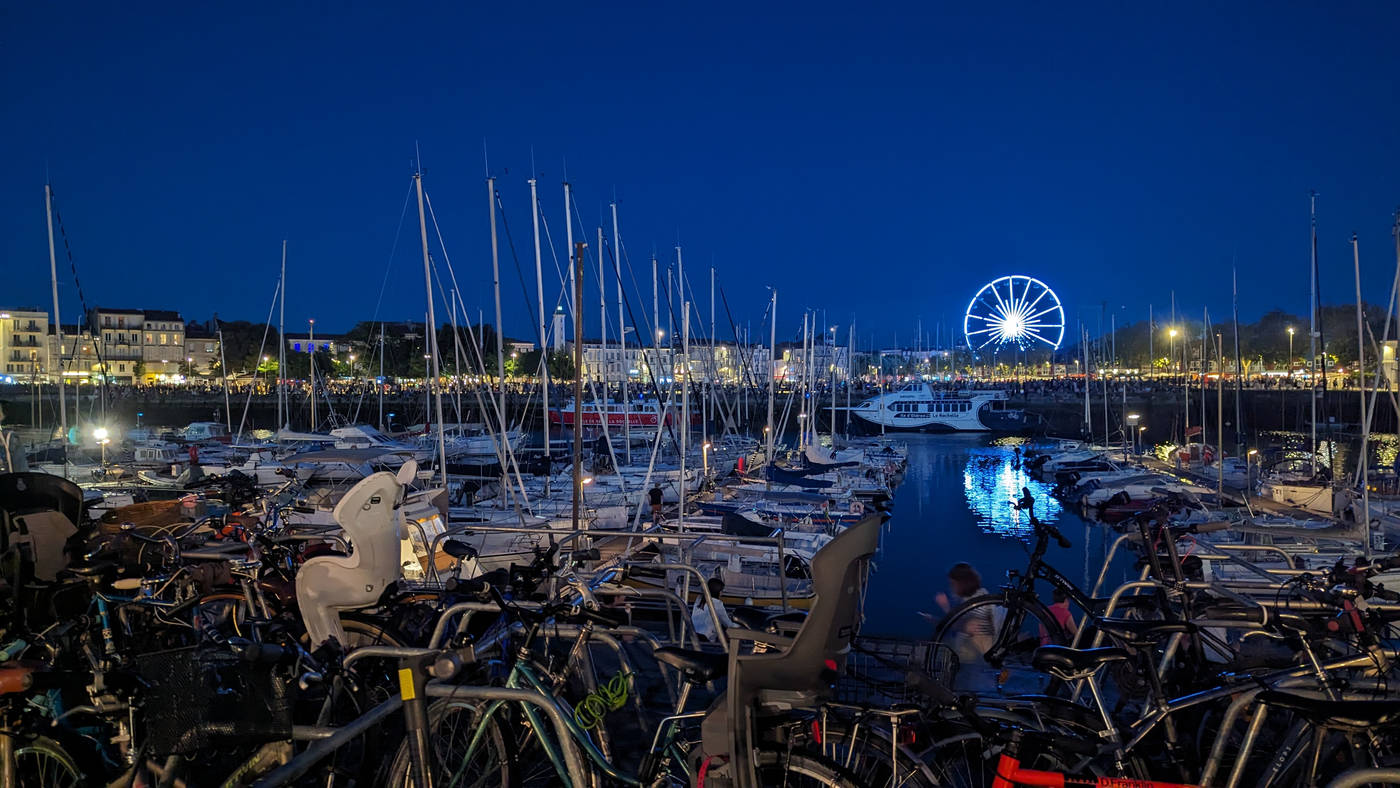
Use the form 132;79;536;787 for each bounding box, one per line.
296;464;411;648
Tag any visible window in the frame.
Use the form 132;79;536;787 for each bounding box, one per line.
205;343;214;353
160;334;168;345
104;333;111;344
119;363;126;372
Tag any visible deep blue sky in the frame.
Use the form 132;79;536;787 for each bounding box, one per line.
3;2;1398;348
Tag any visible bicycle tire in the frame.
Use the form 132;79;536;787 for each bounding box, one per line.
13;735;90;788
930;594;1064;695
755;747;866;787
793;716;939;787
384;698;511;787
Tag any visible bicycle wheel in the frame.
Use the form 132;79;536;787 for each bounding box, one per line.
794;717;939;787
384;699;511;788
755;748;864;786
14;735;89;788
930;595;1064;695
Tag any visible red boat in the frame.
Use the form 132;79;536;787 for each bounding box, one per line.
549;400;701;428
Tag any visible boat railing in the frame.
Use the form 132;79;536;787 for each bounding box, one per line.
422;522;794;614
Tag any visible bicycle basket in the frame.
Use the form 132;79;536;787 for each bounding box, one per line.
135;645;292;755
837;636;957;706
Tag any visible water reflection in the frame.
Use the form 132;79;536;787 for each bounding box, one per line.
1150;431;1400;479
962;443;1063;535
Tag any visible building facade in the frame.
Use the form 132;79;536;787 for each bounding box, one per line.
184;325;222;377
0;308;48;381
578;342;773;385
86;308;188;382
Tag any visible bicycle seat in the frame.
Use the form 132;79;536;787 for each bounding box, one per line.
1032;645;1130;677
442;539;477;560
1259;689;1400;728
1096;618;1193;646
0;666;35;695
654;646;729;684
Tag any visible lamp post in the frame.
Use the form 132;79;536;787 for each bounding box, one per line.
1287;327;1295;379
1127;413;1141;455
92;427;109;470
263;355;271;393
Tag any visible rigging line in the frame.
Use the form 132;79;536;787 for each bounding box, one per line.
426;247;532;515
490;187;546;432
49;190;108;407
370;180;417;323
234;277;283;443
492;188;544;347
598;222;685;456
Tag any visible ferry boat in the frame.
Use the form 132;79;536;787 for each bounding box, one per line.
550;399;702;429
850;385;1035;433
182;422;231;443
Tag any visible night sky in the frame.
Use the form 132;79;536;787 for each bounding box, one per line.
3;2;1398;348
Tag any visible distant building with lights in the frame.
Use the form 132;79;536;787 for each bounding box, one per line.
0;308;48;381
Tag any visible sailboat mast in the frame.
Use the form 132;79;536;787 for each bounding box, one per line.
44;184;67;458
377;323;385;429
830;323;837;448
766;289;777;473
488;178;507;438
846;322;854;439
217;318;231;435
415;173;450;485
707;267;714;454
613;203;629;466
800;312;809;451
1353;234;1371;556
572;241;585;531
599;226;607;405
278;241;286;432
1081;324;1090;436
530;178;550;483
680;301;689;531
1309;192;1319;470
309;319;317;430
1232;266;1243;456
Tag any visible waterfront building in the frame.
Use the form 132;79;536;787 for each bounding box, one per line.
183;324;221;377
285;333;357;356
47;323;104;383
577;341;771;385
0;308;48;381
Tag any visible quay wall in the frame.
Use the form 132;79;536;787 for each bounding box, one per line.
0;386;1388;444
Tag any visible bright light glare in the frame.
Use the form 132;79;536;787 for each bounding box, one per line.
92;427;109;442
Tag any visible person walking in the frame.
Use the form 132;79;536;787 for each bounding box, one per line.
648;484;665;525
691;577;736;643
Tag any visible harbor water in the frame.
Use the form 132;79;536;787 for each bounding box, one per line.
861;433;1136;638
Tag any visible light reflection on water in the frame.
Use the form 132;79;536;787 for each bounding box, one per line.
1149;431;1400;477
962;443;1063;536
863;434;1132;638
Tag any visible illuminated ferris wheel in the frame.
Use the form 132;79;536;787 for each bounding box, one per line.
963;275;1064;351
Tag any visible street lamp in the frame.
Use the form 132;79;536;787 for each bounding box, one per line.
1126;413;1141;454
1287;327;1295;379
92;427;110;469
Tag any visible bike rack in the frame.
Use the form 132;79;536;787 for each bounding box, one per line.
252;695;403;787
419;674;610;784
